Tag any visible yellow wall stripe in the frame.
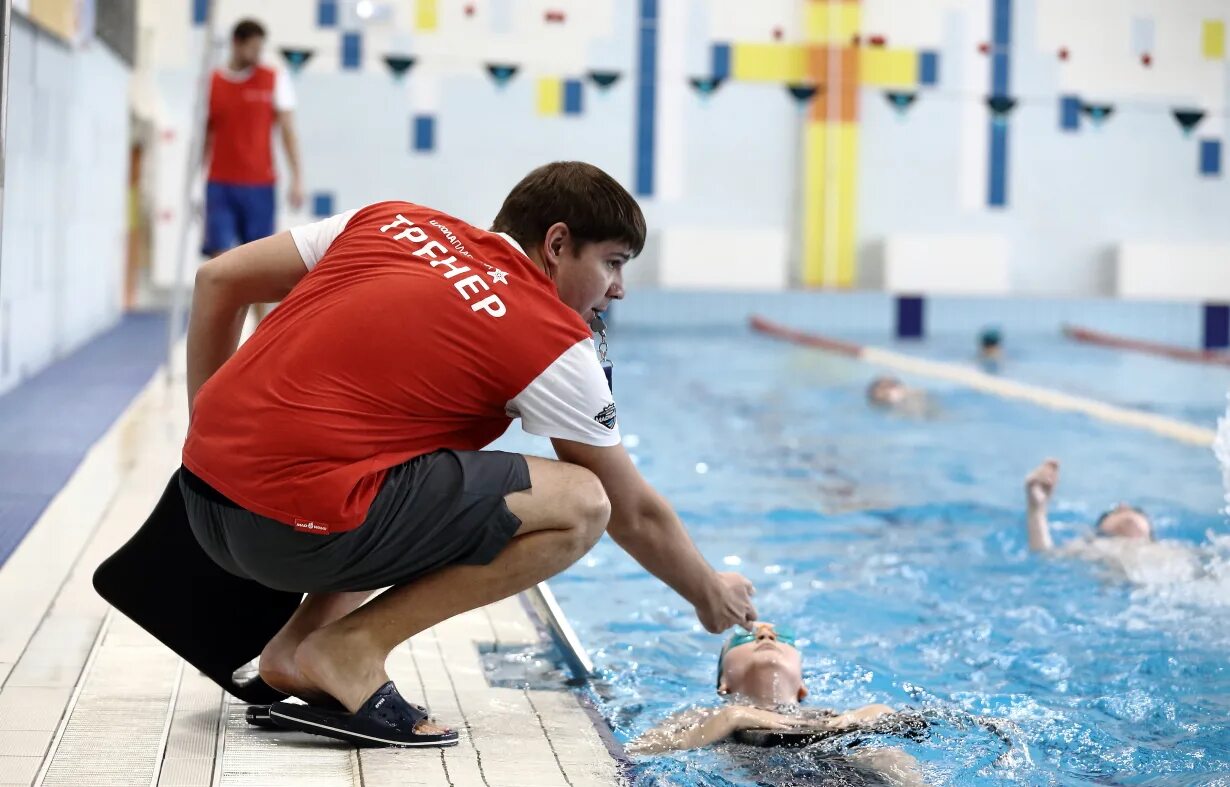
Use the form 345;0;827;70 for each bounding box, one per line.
834;122;859;287
732;43;809;83
415;0;438;31
859;48;918;88
1203;20;1226;59
536;77;562;116
805;2;860;44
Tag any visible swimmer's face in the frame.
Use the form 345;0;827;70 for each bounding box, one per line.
1097;504;1152;539
718;622;807;705
541;222;630;323
868;377;905;406
232;35;265;69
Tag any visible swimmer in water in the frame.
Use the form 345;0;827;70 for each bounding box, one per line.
866;376;928;415
628;622;924;784
1024;459;1202;583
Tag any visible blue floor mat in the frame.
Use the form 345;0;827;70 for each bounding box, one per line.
0;312;168;566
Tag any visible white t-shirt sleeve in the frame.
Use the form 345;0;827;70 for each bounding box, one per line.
507;339;621;446
274;68;296;112
290;209;358;270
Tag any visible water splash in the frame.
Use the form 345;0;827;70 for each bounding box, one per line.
1216;392;1230;516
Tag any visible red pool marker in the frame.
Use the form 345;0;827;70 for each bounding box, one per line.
1063;324;1230;368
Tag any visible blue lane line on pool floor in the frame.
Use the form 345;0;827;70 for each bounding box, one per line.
0;312;168;567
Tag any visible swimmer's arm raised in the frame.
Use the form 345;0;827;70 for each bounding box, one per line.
1024;459;1059;552
187;233;310;412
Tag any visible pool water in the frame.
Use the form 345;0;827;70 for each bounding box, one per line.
491;327;1230;786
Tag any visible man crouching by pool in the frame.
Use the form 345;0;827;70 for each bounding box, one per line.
629;622;925;785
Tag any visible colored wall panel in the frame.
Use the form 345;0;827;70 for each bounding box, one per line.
803;122;828;286
988;120;1009;206
192;0;208;26
1203;20;1225;59
341;32;361;69
808;46;859;122
537;77;563;115
805;1;860;44
1205;304;1230;349
860;48;918;89
1200;139;1221;175
896;296;925;338
317;0;336;27
413;115;435;152
988;0;1012;208
416;0;438;31
834;122;859;287
711;43;731;82
563;79;584;115
1060;95;1081;131
918;51;939;85
312;192;334;217
635;0;657;196
732;43;808;83
801;121;859;287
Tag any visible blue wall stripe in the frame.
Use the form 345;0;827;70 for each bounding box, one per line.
992;0;1012;45
1205;304;1230;349
712;43;732;82
918;51;939;85
192;0;209;25
635;0;658;196
413;115;436;152
991;52;1011;97
312;192;334;218
318;0;337;27
896;296;925;339
563;79;584;115
341;31;362;69
1060;95;1081;131
1199;139;1221;176
987;0;1012;208
988;121;1009;207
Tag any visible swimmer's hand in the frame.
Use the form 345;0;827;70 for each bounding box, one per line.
1025;458;1060;507
696;572;757;633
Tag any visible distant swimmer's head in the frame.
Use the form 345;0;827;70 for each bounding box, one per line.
867;376;907;407
1095;503;1153;540
978;327;1003;360
717;622;808;706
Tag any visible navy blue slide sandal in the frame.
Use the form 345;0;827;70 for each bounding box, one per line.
269;681;459;748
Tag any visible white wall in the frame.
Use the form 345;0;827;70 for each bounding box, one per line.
137;0;1230;297
0;16;131;395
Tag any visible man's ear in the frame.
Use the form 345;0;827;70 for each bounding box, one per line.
797;682;809;702
717;680;729;696
543;222;571;266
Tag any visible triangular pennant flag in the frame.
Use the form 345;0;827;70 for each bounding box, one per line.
587;70;621;90
985;95;1017;122
1080;102;1114;126
1172;108;1205;136
485;63;519;88
280;48;315;73
884;91;917;114
786;83;818;104
688;76;724;97
383;55;417;80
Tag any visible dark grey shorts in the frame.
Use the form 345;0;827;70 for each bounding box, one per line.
179;450;531;594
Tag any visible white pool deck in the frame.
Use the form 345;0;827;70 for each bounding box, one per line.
0;366;625;787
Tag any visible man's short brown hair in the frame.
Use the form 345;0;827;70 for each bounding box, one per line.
492;162;646;257
233;19;266;42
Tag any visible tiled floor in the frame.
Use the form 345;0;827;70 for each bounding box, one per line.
0;357;624;786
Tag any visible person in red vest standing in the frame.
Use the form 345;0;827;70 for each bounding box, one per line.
203;18;304;319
